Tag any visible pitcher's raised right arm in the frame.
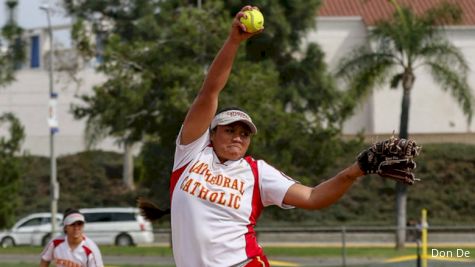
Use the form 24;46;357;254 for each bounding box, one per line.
179;6;262;145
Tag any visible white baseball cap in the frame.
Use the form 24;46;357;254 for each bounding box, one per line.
63;213;85;226
210;109;257;134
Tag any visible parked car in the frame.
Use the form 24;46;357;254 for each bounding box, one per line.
80;207;154;246
0;207;154;247
0;212;63;248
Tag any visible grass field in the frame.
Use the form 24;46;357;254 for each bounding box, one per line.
1;245;474;267
2;245;473;257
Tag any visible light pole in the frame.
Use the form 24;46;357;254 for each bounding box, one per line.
40;4;59;239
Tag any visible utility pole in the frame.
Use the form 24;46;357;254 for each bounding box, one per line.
40;4;59;239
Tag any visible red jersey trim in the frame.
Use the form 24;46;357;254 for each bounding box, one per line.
169;163;190;203
244;156;264;258
52;238;65;247
50;237;93;260
82;245;92;256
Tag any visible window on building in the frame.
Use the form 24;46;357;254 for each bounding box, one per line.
95;33;104;64
30;35;40;68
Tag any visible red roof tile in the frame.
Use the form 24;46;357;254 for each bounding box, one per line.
318;0;475;25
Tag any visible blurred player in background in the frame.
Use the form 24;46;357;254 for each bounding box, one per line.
40;208;104;267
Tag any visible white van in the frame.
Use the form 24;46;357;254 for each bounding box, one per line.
80;207;154;246
0;207;154;247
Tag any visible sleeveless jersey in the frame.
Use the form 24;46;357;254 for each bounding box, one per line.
170;129;296;266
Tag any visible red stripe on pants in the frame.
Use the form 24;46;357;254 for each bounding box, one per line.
244;255;270;267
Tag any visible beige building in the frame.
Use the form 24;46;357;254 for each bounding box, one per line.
1;0;475;157
314;0;475;143
0;21;118;155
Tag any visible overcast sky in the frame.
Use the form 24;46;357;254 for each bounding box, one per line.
1;0;72;47
1;0;70;28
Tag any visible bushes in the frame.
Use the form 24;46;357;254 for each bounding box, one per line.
0;113;25;228
261;143;475;226
15;143;475;226
16;151;139;219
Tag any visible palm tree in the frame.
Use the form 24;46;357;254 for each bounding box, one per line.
336;1;473;249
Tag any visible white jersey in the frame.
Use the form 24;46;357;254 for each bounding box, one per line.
170;129;296;267
41;235;104;267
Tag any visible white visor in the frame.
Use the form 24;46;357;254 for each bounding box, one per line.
63;213;85;226
210;110;257;134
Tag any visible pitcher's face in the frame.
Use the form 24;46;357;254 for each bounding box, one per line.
211;122;252;162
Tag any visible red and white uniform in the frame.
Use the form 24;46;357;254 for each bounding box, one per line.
41;235;104;267
170;130;296;266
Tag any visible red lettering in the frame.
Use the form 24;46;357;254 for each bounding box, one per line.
215;175;223;186
198;164;209;175
231;179;239;191
227;193;235;207
233;195;241;209
204;169;212;182
223;177;231;188
181;178;193;192
179;176;189;188
198;187;209;199
238;180;245;195
189;162;204;174
209;192;218;202
189;181;201;195
217;192;226;205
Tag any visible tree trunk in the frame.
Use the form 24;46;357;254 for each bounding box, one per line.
123;141;135;190
395;71;414;249
395;182;407;249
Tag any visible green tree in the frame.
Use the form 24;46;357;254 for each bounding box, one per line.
64;0;356;209
66;0;230;190
0;0;26;228
336;1;473;248
0;0;25;87
0;113;25;228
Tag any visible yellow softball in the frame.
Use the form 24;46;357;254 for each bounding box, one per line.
240;9;264;33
